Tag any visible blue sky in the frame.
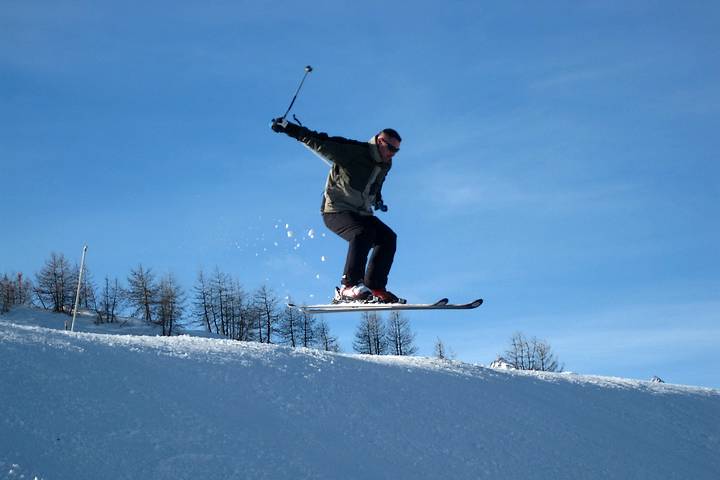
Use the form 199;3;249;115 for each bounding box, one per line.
2;1;719;387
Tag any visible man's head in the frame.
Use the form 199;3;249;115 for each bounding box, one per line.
376;128;401;162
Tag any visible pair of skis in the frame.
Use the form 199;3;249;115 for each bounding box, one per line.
288;297;483;314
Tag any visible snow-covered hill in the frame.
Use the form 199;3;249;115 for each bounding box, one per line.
1;308;719;480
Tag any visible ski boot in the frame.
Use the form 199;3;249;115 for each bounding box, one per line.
333;283;372;304
370;289;407;304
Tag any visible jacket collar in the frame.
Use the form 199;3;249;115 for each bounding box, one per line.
369;135;391;166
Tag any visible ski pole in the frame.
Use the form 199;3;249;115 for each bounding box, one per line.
280;65;313;121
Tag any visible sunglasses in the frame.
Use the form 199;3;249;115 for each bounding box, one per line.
380;137;400;153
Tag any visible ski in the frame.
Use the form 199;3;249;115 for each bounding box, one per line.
287;298;483;314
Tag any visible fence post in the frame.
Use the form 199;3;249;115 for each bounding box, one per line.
70;245;88;332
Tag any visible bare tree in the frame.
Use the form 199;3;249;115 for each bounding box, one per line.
227;278;253;341
505;332;531;370
434;337;458;360
34;252;75;313
15;272;32;306
156;273;185;336
534;337;562;372
96;276;122;323
386;311;417;356
277;300;319;349
434;337;447;360
1;274;14;313
253;285;279;344
76;266;97;311
353;312;387;355
2;272;32;312
316;319;340;352
193;270;213;332
299;310;317;348
126;264;157;324
278;303;302;347
193;269;254;341
504;332;563;372
210;268;231;336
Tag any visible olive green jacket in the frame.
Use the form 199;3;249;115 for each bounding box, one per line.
283;123;391;215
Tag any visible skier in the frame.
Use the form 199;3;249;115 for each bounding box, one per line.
271;118;404;304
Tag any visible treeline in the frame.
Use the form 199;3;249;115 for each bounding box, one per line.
490;332;564;372
0;272;32;313
503;332;563;372
3;253;569;367
353;311;417;356
1;254;192;336
0;252;338;345
1;252;420;357
192;269;340;351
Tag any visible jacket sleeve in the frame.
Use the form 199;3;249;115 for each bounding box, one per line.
283;122;365;169
371;166;390;207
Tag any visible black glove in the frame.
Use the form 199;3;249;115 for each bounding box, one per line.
374;199;388;212
270;117;288;133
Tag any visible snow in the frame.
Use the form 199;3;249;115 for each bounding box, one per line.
1;307;719;479
489;356;515;370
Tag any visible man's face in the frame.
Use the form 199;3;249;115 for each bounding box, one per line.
377;134;401;162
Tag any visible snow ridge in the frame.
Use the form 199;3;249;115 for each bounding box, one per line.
1;310;719;480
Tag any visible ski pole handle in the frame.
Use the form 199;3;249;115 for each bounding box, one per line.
271;117;289;132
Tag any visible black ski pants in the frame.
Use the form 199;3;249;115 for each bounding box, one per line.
322;212;397;290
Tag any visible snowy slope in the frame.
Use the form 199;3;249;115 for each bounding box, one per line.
1;309;719;480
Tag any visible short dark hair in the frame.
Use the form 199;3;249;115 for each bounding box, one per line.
380;128;402;142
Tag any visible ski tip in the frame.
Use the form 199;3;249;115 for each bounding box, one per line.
471;298;484;308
